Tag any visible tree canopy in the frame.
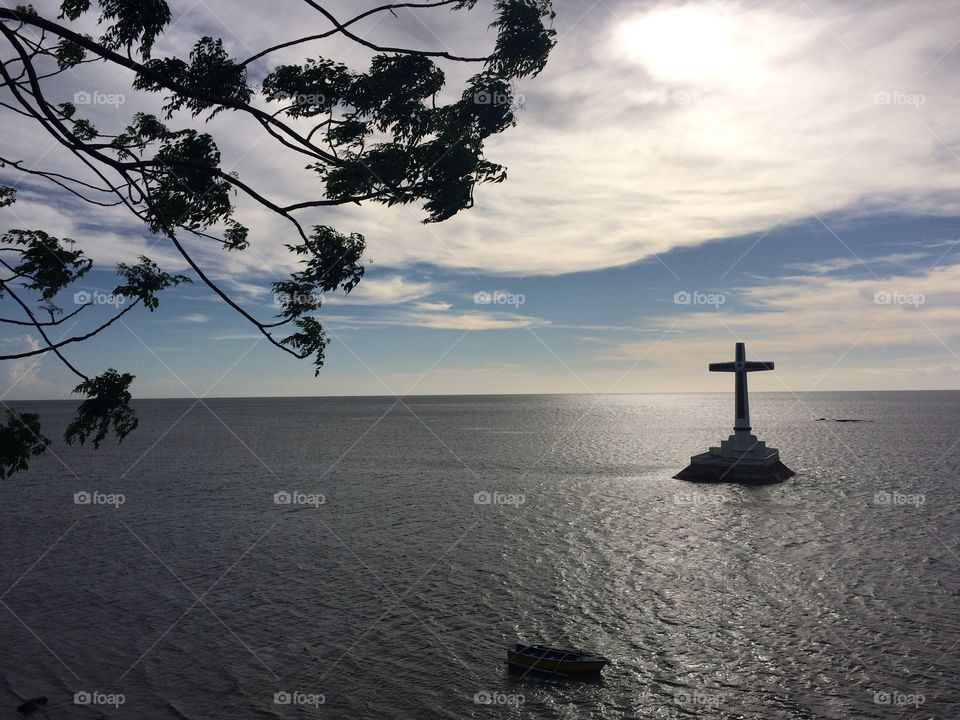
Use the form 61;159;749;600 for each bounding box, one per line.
0;0;556;477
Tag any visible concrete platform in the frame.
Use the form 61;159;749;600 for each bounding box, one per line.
674;453;795;484
674;431;795;484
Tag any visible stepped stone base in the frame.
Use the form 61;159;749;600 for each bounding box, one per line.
674;432;795;484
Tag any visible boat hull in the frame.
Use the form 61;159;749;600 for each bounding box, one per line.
506;651;607;675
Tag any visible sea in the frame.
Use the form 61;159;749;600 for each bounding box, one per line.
0;392;956;719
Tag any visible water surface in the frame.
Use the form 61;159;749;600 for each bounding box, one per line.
1;393;956;718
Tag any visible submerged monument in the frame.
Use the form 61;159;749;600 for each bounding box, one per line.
675;342;795;484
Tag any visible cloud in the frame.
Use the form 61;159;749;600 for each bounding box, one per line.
595;258;960;390
414;301;453;311
209;333;263;341
336;0;960;274
324;275;437;305
784;252;932;275
324;307;549;331
409;311;546;331
0;335;54;397
4;0;960;286
178;313;210;323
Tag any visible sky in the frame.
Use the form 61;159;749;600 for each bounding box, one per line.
3;0;960;399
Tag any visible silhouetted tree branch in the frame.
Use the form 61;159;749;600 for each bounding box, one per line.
0;0;556;476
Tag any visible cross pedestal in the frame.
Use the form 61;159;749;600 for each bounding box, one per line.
674;342;795;484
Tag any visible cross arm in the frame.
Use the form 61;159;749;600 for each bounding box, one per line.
709;362;736;372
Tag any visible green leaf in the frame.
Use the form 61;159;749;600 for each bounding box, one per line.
113;255;190;310
0;410;50;479
55;36;88;68
2;229;92;300
135;36;250;117
65;369;138;448
280;317;329;375
347;55;445;141
70;118;99;142
489;0;557;79
223;219;249;251
272;226;365;321
143;130;232;233
61;0;172;58
262;57;352;118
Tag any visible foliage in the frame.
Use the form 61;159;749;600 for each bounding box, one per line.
113;256;190;310
0;410;50;479
64;369;138;448
1;229;92;300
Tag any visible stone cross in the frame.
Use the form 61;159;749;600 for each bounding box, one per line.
709;342;774;437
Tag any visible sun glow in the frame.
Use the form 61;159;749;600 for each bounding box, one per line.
617;5;739;82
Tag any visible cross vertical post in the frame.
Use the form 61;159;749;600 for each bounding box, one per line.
708;342;775;444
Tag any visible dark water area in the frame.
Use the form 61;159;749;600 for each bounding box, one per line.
0;392;956;718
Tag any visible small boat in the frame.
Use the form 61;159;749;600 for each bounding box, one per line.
506;643;609;675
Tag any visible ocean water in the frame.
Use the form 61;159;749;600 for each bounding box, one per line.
0;392;956;719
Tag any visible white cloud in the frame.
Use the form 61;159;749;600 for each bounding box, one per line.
178;313;209;323
4;0;960;284
0;335;54;397
209;333;263;341
410;311;546;331
325;275;437;305
784;252;932;275
595;259;960;390
325;307;548;331
414;301;453;311
337;0;960;274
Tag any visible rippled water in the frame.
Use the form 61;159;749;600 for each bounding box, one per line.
1;393;957;719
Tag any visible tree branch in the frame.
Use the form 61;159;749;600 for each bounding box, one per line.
298;1;491;62
240;0;466;67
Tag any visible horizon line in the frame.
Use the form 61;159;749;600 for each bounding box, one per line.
7;388;960;403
